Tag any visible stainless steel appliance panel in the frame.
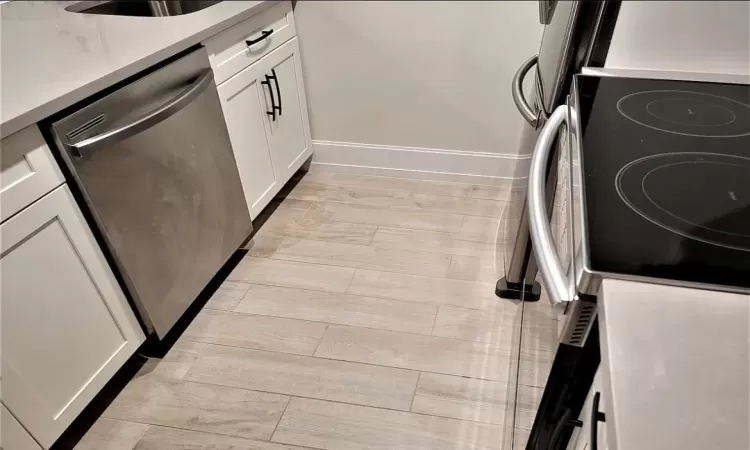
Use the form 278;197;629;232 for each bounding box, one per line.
51;49;252;339
569;76;594;295
535;1;580;114
538;0;557;25
502;1;605;294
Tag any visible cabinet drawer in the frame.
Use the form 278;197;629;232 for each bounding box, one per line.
0;126;64;223
204;1;296;85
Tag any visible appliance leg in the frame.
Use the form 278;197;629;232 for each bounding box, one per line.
496;138;559;303
495;277;541;301
496;199;541;301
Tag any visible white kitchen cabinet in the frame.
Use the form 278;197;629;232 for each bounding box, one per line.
0;184;145;449
258;37;312;183
217;36;312;218
1;404;43;450
218;59;279;218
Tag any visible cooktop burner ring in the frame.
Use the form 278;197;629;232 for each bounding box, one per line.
645;98;737;127
617;90;750;138
616;152;750;252
642;161;750;238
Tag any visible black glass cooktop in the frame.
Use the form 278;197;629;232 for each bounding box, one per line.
576;75;750;290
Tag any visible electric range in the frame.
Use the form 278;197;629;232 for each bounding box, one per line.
524;74;749;450
573;75;750;293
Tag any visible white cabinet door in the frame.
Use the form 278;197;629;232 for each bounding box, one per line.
0;185;145;448
1;404;43;450
217;35;313;218
258;37;313;182
218;61;278;218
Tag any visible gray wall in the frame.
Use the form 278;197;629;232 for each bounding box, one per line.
606;1;750;75
294;1;544;156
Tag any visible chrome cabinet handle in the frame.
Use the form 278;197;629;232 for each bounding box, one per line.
512;54;541;128
528;104;571;305
68;69;214;157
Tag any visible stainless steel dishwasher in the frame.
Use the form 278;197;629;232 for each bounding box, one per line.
49;48;252;342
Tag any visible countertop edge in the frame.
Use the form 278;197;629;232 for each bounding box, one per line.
599;278;750;450
1;1;275;139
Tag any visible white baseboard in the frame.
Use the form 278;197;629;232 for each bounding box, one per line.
311;140;529;186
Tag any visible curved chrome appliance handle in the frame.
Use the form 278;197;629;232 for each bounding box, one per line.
528;104;571;305
512;55;541;128
68;69;215;156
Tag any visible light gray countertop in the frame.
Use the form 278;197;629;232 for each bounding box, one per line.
599;278;749;450
1;0;272;138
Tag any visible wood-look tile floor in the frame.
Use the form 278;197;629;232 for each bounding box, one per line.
76;170;557;450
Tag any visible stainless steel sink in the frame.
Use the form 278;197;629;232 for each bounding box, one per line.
66;1;223;17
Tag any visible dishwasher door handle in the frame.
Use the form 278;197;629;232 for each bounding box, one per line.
68;69;214;156
528;103;572;306
512;54;541;128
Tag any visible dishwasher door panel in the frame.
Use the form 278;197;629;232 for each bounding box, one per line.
51;49;252;339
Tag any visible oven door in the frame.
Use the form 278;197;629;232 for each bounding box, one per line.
526;95;597;348
510;97;574;449
520;95;601;449
526;100;577;323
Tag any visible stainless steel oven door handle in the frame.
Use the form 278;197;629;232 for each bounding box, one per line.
528;104;571;305
68;69;215;156
512;54;541;128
